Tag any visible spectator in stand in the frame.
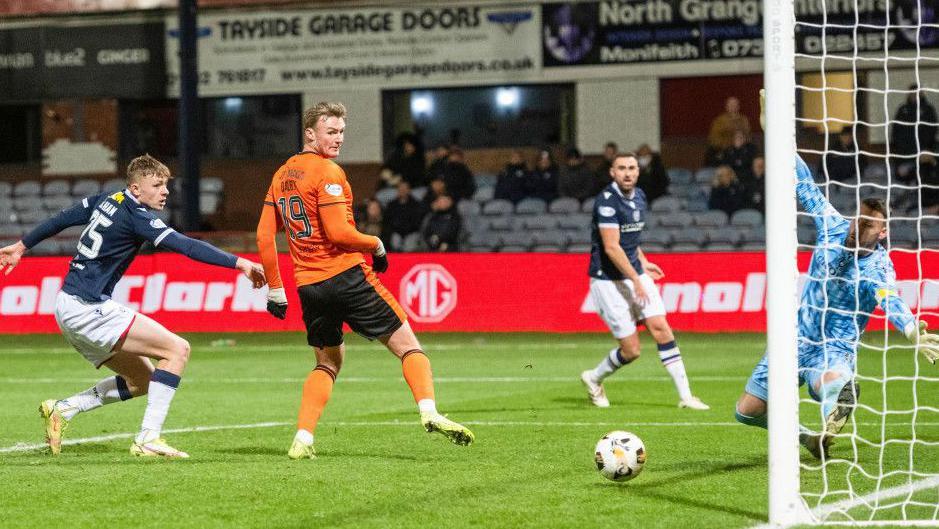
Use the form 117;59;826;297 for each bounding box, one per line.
744;156;766;213
528;149;560;203
707;96;751;166
440;148;476;202
820;128;866;182
386;135;426;187
635;143;670;203
558;147;596;202
717;130;758;182
421;178;448;210
354;198;386;241
495;150;530;204
892;85;938;182
918;153;939;215
708;165;747;217
422;195;462;252
426;144;450;182
593;141;618;194
384;181;428;250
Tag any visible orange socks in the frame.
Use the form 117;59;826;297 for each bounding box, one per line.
401;350;435;403
297;365;336;433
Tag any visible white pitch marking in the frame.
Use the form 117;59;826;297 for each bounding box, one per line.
0;375;748;384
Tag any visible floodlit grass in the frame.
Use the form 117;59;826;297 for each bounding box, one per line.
1;332;936;528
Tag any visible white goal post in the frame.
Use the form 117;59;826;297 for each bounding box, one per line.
764;0;939;526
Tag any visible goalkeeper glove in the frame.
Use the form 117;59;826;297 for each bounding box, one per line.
905;320;939;364
266;287;288;320
372;238;389;273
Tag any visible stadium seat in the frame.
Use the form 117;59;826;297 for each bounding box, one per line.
549;197;581;214
566;228;591;246
534;230;568;247
524;216;558;231
475;173;497;188
707;243;737;252
473;186;495;203
650;196;683;213
466;230;499;252
375;186;397;207
706;228;740;247
667;168;693;186
102;178;125;192
557;213;591;230
642;230;672;247
482;199;514;216
515;198;547;215
862;162;888;182
730;209;763;228
567;243;591;253
500;231;533;250
797;225;816;245
694;210;728;228
458;200;481;217
670;242;702;252
0;181;11;197
43;180;70;196
694;167;717;185
200;192;221;215
13;181;40;197
671;227;707;246
402;232;422;252
532;245;563;253
581;197;595;213
411;186;428;201
71;179;101;197
741;229;766;244
0;223;22;238
0;197;14;217
642;243;667;253
14;196;42;212
43;195;73;211
657;211;693;229
486;216;513;232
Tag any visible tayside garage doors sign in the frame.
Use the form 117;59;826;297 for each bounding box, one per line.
165;4;540;95
0;22;166;101
542;0;938;66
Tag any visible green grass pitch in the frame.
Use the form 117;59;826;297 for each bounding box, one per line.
1;331;937;528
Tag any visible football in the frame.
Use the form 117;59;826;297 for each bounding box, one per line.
594;431;646;482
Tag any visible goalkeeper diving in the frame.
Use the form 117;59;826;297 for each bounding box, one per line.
734;90;939;459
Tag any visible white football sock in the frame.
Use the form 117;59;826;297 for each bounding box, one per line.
295;429;314;445
592;347;630;382
658;341;693;401
136;370;180;444
56;376;132;421
418;399;438;415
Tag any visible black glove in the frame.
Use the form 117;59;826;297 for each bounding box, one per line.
372;252;389;273
266;288;287;320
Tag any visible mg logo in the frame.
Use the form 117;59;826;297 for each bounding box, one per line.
400;264;457;323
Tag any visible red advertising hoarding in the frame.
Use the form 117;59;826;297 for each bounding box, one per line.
0;252;936;334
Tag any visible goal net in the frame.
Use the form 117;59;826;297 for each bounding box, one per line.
766;0;939;525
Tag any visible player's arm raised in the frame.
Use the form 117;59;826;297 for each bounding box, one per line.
0;194;99;275
256;191;287;319
599;227;648;305
319;203;388;273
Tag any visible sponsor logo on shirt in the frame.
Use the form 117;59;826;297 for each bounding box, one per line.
325;184;343;197
598;206;616;217
150;219;167;229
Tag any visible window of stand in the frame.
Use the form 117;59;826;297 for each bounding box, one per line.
0;105;42;164
382;84;575;154
203;95;301;159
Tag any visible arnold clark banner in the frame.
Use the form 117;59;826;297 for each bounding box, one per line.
542;0;939;67
1;252;936;335
165;4;540;95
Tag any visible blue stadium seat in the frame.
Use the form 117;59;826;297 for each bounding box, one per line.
670;227;707;246
71;179;101;197
694;167;717;185
515;198;547;215
581;197;595;213
524;216;558;231
668;168;693;186
657;211;693;228
549;197;580;214
650;196;683;213
706;228;740;247
486;216;513;231
641;230;672;247
0;181;11;197
375;186;397;206
13;181;40;197
557;213;591;230
42;179;70;196
694;210;728;228
458;200;481;217
566;243;591;253
473;186;495;203
411;186;428;201
102;178;125;192
482;199;513;216
534;230;568;247
730;209;763;228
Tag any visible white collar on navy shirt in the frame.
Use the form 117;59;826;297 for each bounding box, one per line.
609;183;635;200
123;188;148;209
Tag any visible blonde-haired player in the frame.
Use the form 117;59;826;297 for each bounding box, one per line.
256;102;474;459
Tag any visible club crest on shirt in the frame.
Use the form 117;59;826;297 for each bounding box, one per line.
150;218;167;229
325;184;343;197
633;210;641;221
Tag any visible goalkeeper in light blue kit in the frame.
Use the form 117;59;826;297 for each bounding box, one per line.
734;93;939;459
